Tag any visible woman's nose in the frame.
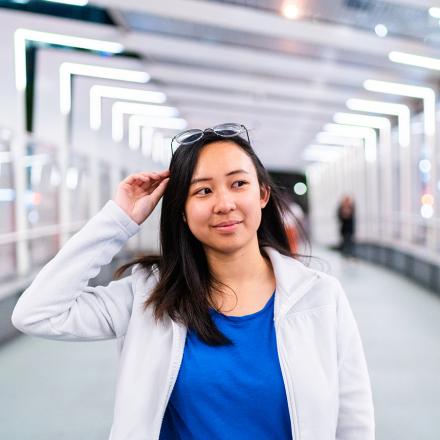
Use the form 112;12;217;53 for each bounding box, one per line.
213;190;236;213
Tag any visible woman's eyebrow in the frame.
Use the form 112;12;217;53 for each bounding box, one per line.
190;169;249;186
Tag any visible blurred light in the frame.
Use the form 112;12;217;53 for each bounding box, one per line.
90;85;167;130
0;189;15;202
127;116;187;149
112;101;179;143
43;0;88;5
419;159;431;173
302;150;342;162
364;79;435;100
282;3;300;19
421;204;433;219
363;80;435;136
28;209;39;224
60;63;150;115
333;112;390;129
293;182;307;196
389;51;440;71
429;7;440;19
323;123;377;162
141;127;154;156
315;132;362;147
50;166;61;187
421;193;434;205
346;99;410;147
14;29;123;91
374;24;388;37
32;192;42;205
66;167;79;190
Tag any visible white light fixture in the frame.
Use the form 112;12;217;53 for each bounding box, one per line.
315;132;363;147
302;144;347;163
346;98;410;147
374;24;388;37
282;3;300;19
90;85;167;130
388;51;440;71
127;115;187;149
323;123;377;162
43;0;88;5
60;63;150;115
14;29;123;91
112;102;179;143
429;7;440;19
364;79;436;136
333;112;390;130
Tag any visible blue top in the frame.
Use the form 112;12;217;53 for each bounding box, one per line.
159;291;293;439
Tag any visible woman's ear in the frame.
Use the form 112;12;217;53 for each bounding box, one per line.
260;184;271;209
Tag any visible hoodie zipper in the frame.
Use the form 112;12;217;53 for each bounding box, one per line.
275;274;319;440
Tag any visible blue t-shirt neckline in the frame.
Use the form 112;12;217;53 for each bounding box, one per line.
209;290;275;322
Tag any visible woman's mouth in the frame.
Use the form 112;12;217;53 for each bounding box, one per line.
213;221;243;232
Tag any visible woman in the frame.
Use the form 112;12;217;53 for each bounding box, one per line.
11;123;374;439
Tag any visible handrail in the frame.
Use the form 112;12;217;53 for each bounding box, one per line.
0;220;86;245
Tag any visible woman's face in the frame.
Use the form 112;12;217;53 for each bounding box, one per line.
184;141;270;255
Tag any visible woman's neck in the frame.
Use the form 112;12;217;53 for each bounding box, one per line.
205;240;276;314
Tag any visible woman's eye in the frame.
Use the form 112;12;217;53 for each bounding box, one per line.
233;180;248;188
196;187;211;195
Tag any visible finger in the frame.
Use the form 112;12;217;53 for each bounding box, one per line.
145;179;162;194
148;177;170;205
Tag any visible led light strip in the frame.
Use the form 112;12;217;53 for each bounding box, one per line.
128;115;187;150
14;29;123;91
323;123;377;162
112;102;180;143
60;63;150;115
90;85;167;130
346;99;410;147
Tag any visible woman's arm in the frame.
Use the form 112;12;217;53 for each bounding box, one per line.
11;200;140;341
335;280;375;439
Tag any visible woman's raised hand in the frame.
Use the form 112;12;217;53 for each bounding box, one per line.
113;170;170;225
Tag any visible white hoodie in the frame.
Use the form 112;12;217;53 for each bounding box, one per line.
11;200;375;440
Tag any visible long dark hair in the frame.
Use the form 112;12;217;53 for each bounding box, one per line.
115;131;310;346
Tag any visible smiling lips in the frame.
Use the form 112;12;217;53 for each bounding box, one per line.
213;220;242;228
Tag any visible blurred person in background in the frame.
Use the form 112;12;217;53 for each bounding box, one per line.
337;195;356;259
282;195;307;255
11;124;374;439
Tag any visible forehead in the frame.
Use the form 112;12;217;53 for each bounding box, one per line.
193;141;255;174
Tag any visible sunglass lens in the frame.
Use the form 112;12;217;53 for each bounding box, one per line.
213;123;243;137
175;129;204;144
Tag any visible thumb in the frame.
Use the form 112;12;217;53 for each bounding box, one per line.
148;177;170;207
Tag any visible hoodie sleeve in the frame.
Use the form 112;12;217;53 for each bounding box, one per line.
11;200;141;342
335;280;375;439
